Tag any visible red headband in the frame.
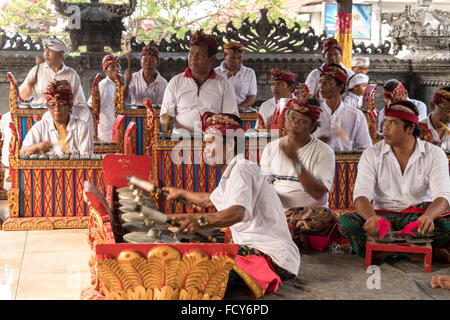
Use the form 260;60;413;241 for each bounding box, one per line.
102;54;120;71
45;79;73;104
201;112;244;138
141;45;159;59
433;89;450;108
285;84;322;121
385;104;419;124
190;31;218;55
320;63;347;85
323;38;342;56
384;82;406;100
271;69;295;83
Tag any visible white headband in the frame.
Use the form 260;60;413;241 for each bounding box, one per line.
348;73;369;89
352;56;370;67
45;39;66;54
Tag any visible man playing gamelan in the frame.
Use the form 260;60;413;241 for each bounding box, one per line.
312;63;372;151
259;88;336;250
214;42;257;109
87;54;121;143
419;87;450;151
305;38;354;98
256;69;296;131
19;38;94;136
338;100;450;263
20;80;93;156
160;30;238;135
124;45;168;106
163;112;300;296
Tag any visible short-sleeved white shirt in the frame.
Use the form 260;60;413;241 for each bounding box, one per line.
19;62;86;106
22;114;93;156
214;61;257;105
313;100;372;151
353;139;450;212
305;62;354;96
160;68;239;134
128;69;168;105
42;105;95;137
256;98;276;128
88;77;116;142
425;114;450;152
209;154;300;275
260;136;335;209
377;98;428;131
0;112;12;167
343;92;363;109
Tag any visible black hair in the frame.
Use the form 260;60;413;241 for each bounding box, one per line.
285;98;321;133
389;100;421;138
326;63;347;95
383;79;402;92
221;113;245;156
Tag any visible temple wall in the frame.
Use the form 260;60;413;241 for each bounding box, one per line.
1;50;449;114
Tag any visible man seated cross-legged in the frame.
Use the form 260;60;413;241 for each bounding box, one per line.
163;112;300;297
338;100;450;264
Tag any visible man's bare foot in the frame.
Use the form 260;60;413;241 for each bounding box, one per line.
432;248;450;264
431;276;450;290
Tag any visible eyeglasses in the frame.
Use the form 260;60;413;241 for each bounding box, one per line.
47;101;70;109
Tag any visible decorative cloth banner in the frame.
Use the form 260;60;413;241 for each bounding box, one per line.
334;8;352;70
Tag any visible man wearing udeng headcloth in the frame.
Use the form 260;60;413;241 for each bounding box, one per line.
20;80;93;156
160;30;239;135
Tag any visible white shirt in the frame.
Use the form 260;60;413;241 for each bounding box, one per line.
343;92;363;109
128;69;168;105
256;97;276;128
42;105;95;137
305;62;354;96
22;114;93;156
0;112;12;167
425;114;450;152
377;98;428;131
88;77;116;142
313;100;373;151
260;136;335;209
209;154;300;275
20;62;86;106
214;61;257;105
160;68;239;134
353;139;450;212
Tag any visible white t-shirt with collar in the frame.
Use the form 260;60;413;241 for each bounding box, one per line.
425;114;450;152
42;105;95;137
260;136;335;209
305;62;354;97
256;97;276;128
19;62;86;106
160;68;239;134
22;114;93;156
128;69;168;105
353;139;450;212
343;92;363;109
214;61;257;105
88;77;116;142
209;154;301;275
313;99;373;151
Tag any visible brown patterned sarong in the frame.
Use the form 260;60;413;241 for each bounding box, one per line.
285;206;336;249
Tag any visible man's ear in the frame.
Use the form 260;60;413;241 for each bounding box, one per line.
430;100;436;112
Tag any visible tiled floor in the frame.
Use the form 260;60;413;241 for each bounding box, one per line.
0;228;91;300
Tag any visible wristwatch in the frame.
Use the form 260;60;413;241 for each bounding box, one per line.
294;161;303;175
197;216;209;228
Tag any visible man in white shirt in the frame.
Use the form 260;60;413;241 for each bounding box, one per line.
305;38;354;97
419;87;450;151
256;69;296;131
87;54;120;142
338;100;450;263
214;42;257;109
312;63;372;151
351;56;370;75
124;45;168;105
260;90;336;250
20;80;93;156
377;79;428;131
163;112;300;297
160;30;239;135
343;73;369;109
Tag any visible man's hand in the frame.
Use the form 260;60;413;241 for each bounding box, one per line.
174;215;199;235
36;141;53;153
417;214;435;235
28;75;38;88
162;186;185;201
280;137;300;164
363;215;382;235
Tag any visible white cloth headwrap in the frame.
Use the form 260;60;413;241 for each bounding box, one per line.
348;73;369;89
351;56;370;67
45;39;66;53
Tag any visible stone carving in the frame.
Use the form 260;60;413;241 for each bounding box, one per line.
53;0;137;53
0;29;43;51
